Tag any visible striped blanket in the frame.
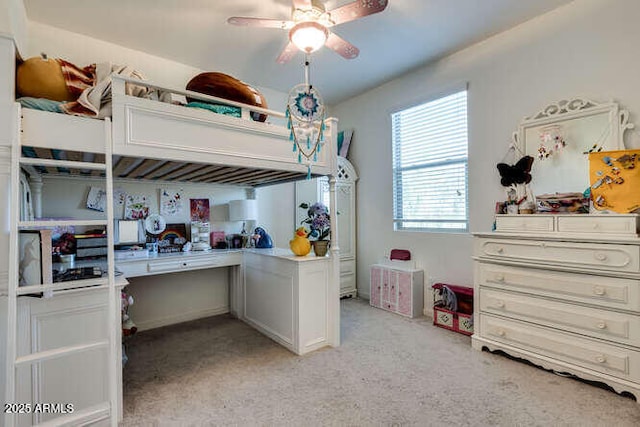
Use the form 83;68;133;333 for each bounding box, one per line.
57;59;164;118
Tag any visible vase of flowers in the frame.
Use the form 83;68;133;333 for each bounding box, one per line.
299;202;330;256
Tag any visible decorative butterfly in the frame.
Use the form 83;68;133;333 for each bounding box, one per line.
496;155;534;187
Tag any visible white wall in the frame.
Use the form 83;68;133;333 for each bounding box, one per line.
332;0;640;299
256;182;295;249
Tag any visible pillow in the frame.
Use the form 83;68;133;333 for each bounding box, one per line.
16;57;75;102
186;72;268;122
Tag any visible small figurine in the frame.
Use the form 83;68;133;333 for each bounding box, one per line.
289;227;311;256
253;227;273;248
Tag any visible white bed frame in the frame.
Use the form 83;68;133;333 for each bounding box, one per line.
22;76;338;178
8;75;342;426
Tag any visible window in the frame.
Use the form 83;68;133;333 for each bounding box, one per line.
391;89;468;232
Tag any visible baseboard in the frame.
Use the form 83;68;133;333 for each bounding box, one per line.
135;305;229;332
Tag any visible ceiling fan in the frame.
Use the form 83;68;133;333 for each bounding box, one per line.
227;0;389;63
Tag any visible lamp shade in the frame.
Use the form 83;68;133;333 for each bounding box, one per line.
289;21;328;53
229;199;258;221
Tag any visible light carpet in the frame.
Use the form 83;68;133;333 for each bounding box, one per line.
122;299;640;426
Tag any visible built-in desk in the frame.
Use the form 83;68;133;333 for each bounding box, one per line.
116;248;336;355
116;249;243;278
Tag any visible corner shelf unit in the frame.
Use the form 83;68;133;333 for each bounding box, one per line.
5;109;121;427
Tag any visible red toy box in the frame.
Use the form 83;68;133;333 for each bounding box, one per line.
432;283;474;336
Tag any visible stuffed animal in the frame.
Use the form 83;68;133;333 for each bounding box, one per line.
186;72;268;122
16;55;76;102
253;227;273;248
289;227;311;256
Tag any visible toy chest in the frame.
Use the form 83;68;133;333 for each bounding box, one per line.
432;283;474;336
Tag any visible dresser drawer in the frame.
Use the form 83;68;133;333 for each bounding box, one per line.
480;288;640;346
480;314;640;382
495;215;555;233
476;238;640;273
477;263;640;312
557;215;639;235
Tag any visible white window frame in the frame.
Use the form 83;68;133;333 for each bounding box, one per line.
391;87;469;233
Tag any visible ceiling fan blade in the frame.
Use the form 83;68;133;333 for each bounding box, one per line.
292;0;312;9
276;41;300;64
328;0;389;26
325;32;359;60
227;17;293;29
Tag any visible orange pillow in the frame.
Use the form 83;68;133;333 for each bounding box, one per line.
16;57;75;102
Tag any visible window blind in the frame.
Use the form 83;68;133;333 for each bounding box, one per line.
392;90;468;231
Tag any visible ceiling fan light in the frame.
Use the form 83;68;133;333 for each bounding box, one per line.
290;21;328;53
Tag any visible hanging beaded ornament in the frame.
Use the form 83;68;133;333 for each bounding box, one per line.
286;55;326;179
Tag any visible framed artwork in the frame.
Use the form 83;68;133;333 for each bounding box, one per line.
157;223;187;253
125;194;150;219
86;186;107;212
160;188;184;216
18;230;53;286
190;198;210;222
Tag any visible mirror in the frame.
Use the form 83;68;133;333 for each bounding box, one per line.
514;98;634;196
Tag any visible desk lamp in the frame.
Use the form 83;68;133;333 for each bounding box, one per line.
229;200;258;247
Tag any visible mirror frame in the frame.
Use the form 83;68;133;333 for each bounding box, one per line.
514;98;635;195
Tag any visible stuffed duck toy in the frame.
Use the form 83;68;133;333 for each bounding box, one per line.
289;227;311;256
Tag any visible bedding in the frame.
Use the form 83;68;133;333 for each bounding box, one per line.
17;57;170;119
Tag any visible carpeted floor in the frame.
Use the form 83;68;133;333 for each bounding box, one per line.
122;298;640;426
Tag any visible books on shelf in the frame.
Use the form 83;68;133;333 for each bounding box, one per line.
18;229;53;287
75;233;108;259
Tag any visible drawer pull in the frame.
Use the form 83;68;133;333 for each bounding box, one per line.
496;247;504;254
595;354;607;364
596;321;607;330
495;300;505;308
592;286;606;296
594;252;608;262
182;262;188;267
497;329;506;337
592;223;600;229
495;274;505;282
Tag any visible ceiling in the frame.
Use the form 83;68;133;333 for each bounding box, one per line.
23;0;573;105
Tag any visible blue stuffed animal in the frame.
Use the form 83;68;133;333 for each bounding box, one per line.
253;227;273;248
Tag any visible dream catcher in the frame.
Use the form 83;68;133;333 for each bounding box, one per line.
286;54;326;179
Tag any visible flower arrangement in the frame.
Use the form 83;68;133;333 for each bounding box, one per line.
299;202;330;241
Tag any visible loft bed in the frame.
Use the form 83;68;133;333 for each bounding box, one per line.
20;75;339;186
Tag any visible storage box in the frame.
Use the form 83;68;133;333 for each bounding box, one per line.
433;306;474;335
432;283;474;336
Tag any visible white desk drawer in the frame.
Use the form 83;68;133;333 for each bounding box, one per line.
481;314;640;382
477;263;640;312
557;215;638;235
146;254;240;274
477;238;640;272
480;288;640;345
495;215;555;233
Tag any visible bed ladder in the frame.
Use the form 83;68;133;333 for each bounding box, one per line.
5;106;119;426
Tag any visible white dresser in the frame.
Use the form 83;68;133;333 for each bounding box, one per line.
473;214;640;399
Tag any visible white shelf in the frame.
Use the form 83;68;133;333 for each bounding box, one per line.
18;219;108;228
